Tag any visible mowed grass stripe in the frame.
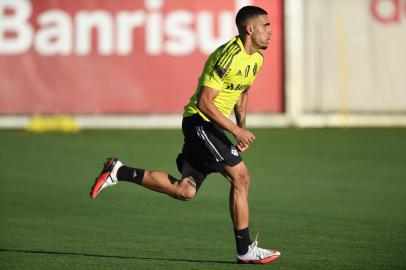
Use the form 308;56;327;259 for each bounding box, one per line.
0;128;405;270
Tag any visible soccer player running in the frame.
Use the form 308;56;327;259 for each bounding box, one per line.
90;6;280;264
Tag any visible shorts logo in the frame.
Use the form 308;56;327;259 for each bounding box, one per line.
231;146;239;157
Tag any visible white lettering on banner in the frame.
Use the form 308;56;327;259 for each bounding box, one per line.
197;11;234;54
0;0;32;53
116;11;145;55
76;11;114;55
145;0;163;55
371;0;406;24
0;0;252;56
164;11;195;55
35;11;72;55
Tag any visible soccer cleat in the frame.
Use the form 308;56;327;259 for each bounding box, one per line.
90;157;123;199
236;235;281;264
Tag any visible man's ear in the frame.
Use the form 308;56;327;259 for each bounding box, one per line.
245;24;254;35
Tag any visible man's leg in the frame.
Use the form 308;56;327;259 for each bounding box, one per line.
90;157;197;201
223;162;250;229
223;161;252;254
123;168;197;201
223;161;281;264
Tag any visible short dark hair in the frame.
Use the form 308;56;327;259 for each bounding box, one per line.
236;6;268;34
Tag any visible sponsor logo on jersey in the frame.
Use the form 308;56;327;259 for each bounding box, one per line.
225;83;249;91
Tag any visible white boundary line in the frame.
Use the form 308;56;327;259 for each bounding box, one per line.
1;114;406;129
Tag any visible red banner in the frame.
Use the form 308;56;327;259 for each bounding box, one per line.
0;0;284;114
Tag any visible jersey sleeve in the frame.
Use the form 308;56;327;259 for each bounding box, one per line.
201;59;224;90
201;41;241;91
202;75;223;91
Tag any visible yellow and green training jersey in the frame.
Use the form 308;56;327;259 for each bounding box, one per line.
183;36;264;121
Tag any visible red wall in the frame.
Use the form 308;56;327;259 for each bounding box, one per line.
0;0;284;115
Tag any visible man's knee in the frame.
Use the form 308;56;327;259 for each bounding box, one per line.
177;179;196;201
232;171;250;190
225;163;251;191
178;186;196;201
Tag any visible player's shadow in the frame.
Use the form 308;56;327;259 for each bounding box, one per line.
0;248;235;265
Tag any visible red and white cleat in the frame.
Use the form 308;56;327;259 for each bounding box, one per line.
236;240;281;264
90;157;122;199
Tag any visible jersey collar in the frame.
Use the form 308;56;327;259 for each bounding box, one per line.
235;36;258;56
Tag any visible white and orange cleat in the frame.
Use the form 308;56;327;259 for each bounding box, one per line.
236;236;281;264
90;157;123;199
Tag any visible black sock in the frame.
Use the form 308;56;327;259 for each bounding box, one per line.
234;227;252;255
117;166;145;185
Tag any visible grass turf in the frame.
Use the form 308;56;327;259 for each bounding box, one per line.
0;128;405;270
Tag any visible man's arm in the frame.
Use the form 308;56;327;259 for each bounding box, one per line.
197;86;255;146
234;88;249;129
233;89;250;152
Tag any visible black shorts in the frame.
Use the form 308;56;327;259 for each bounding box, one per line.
176;113;243;190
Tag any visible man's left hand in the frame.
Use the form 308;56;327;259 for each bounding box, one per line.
236;141;249;152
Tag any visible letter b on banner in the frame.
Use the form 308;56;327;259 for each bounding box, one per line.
0;0;33;54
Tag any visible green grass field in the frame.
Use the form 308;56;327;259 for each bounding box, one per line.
1;128;405;270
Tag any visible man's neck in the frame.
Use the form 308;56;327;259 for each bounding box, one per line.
239;35;258;55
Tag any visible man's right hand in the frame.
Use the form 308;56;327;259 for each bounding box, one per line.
233;127;256;147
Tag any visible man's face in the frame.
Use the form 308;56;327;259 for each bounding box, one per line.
247;14;272;50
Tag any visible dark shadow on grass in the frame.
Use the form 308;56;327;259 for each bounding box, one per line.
0;248;235;265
